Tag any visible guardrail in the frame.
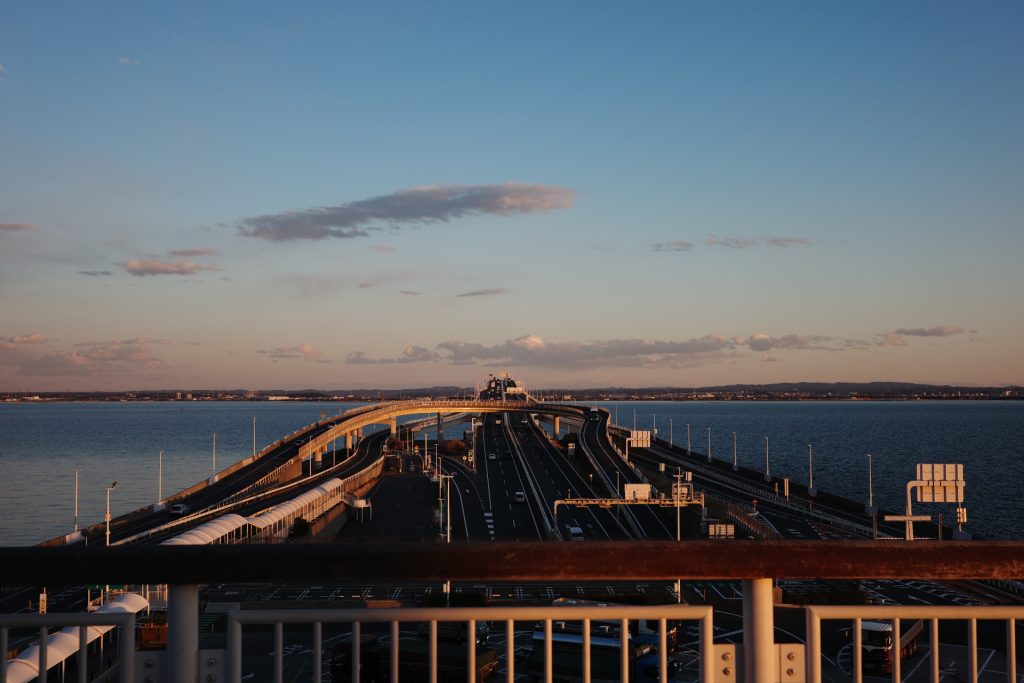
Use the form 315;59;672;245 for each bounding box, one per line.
3;542;1024;683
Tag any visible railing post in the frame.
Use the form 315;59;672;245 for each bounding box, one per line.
166;583;199;683
742;578;775;683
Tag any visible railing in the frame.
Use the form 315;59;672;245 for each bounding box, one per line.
4;542;1024;683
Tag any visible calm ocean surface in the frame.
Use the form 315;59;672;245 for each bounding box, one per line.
0;400;1021;545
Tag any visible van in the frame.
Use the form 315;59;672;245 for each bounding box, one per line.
567;525;585;541
513;491;526;503
169;503;189;516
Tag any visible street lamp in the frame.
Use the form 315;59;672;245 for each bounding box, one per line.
764;436;770;482
252;417;257;457
158;451;163;503
105;481;118;546
212;432;217;476
807;444;816;497
866;453;876;513
669;418;673;448
732;432;737;471
686;424;691;453
706;428;711;463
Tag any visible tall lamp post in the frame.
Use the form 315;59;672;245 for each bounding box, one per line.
158;451;163;503
73;469;79;533
866;453;876;513
807;444;816;496
686;424;691;453
252;417;257;457
732;432;738;471
764;436;770;482
105;481;118;546
212;432;217;476
706;428;712;463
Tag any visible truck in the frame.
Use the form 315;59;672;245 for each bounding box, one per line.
860;619;923;674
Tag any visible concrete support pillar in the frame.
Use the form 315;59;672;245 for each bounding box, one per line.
553;416;560;437
436;413;443;443
345;432;353;450
742;578;775;683
167;583;199;683
390;417;398;435
314;446;323;465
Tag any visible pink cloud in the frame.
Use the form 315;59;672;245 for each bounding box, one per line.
121;259;219;276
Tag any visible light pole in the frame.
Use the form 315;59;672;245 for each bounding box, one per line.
158;451;163;503
105;481;118;546
706;427;711;463
74;469;79;533
866;453;875;513
732;432;737;471
653;414;657;439
669;419;673;448
764;436;770;482
807;443;816;496
632;409;636;433
686;424;691;453
211;432;217;476
675;468;682;542
252;417;257;456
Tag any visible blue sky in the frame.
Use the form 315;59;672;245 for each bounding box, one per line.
1;2;1022;390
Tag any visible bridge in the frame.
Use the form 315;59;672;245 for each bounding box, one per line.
3;395;1024;683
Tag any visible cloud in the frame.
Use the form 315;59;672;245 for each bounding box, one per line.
121;259;219;276
892;325;965;337
237;182;575;242
118;57;142;66
78;270;114;277
456;288;507;298
0;223;33;232
258;344;326;362
2;334;48;350
653;235;813;252
168;248;216;257
875;333;909;348
345;345;439;365
736;334;836;352
652;240;695;252
17;338;167;377
0;64;6;74
371;245;396;253
706;235;812;249
399;290;422;296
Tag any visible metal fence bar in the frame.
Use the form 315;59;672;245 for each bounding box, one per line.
505;619;515;683
274;621;283;683
892;617;901;683
37;626;47;683
351;621;360;683
0;627;6;681
701;608;714;683
390;620;399;682
620;618;629;683
931;618;940;683
1008;618;1016;683
659;617;668;683
544;619;552;683
806;609;821;683
429;620;437;683
467;618;476;683
78;625;87;683
853;617;862;683
969;618;978;683
312;621;321;683
582;617;591;683
228;618;242;683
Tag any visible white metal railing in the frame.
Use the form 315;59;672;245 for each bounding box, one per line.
0;611;135;683
226;602;712;683
806;605;1024;683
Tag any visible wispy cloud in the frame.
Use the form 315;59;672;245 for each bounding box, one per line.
347;330;878;370
399;290;422;296
456;288;507;298
78;270;114;277
892;325;965;337
118;57;142;66
2;334;48;350
346;346;439;365
168;248;217;257
0;223;33;232
371;245;396;253
237;182;575;242
875;333;909;348
652;240;695;252
0;64;6;74
653;235;813;252
121;259;219;277
17;338;167;377
258;343;327;362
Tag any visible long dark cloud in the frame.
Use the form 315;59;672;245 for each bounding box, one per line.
0;223;33;232
78;270;114;277
168;248;216;257
456;288;507;298
257;344;326;362
892;325;965;337
237;183;575;242
653;235;813;252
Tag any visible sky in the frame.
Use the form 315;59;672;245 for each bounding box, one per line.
1;2;1022;391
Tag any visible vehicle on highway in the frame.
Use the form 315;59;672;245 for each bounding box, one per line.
514;491;526;503
168;504;189;516
566;525;585;541
860;619;923;673
488;453;497;460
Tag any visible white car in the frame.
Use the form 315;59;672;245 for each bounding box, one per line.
168;503;189;516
